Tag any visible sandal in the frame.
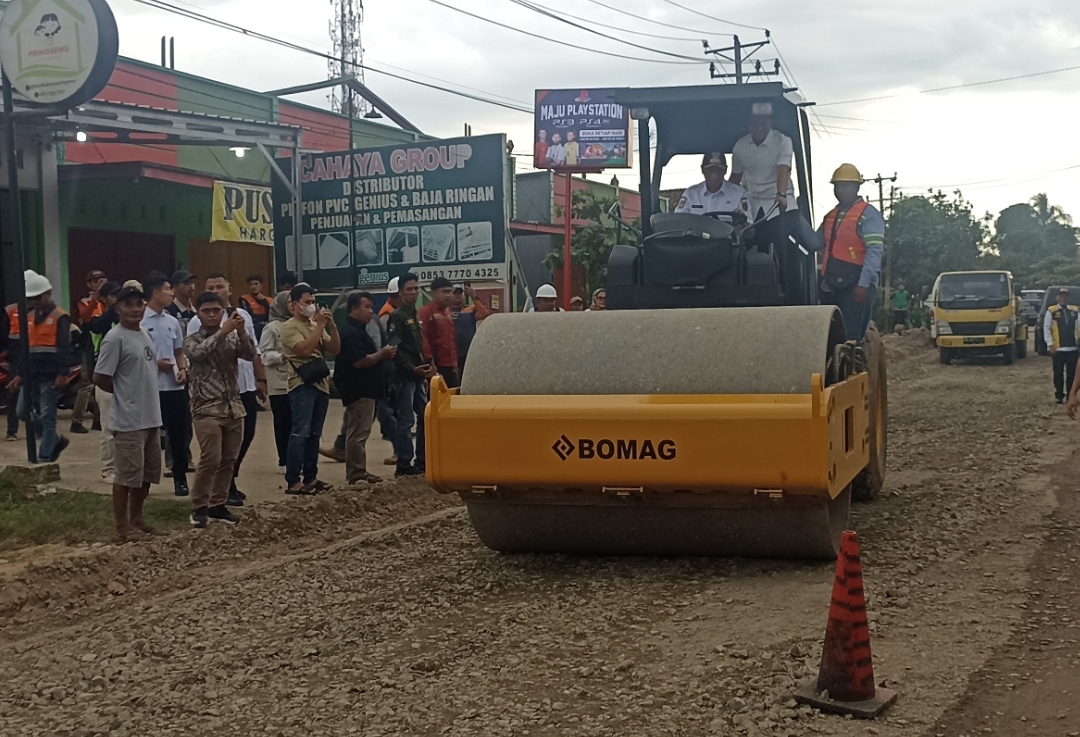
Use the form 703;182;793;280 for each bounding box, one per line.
286;484;317;496
310;480;333;493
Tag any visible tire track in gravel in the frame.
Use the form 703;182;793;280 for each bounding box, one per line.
0;341;1072;737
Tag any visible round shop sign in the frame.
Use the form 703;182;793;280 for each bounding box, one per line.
0;0;119;107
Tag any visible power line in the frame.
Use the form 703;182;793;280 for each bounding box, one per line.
817;64;1080;107
124;0;534;115
423;0;704;65
502;0;705;61
658;0;766;31
581;0;726;35
519;0;705;42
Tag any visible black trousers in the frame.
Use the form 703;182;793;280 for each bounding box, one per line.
234;391;260;479
751;209;806;305
438;366;460;389
269;394;292;467
1053;350;1079;400
159;389;192;477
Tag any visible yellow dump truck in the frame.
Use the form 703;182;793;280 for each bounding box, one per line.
931;270;1028;365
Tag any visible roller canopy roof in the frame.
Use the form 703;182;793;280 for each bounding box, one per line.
613;82;805;170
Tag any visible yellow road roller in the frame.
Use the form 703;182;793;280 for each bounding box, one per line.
426;83;887;558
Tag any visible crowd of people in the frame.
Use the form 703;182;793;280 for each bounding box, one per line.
3;267;504;542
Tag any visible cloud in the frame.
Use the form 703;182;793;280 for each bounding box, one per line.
109;0;1080;220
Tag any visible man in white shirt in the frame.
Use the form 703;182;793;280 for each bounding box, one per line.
186;273;267;506
730;103;797;222
731;102;804;302
674;152;750;221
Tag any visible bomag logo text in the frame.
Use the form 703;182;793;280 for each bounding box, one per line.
552;435;677;462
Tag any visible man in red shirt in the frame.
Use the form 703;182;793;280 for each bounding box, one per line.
418;277;459;388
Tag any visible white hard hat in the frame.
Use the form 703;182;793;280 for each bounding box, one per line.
536;284;558;299
387;276;400;294
25;272;53;298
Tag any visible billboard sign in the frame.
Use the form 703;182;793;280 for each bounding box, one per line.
273;134;509;290
534;88;630;170
212;181;273;246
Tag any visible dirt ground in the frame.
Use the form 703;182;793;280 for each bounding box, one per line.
2;333;1079;737
0;401;399;505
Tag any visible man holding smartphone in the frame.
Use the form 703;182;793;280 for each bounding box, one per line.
387;273;435;477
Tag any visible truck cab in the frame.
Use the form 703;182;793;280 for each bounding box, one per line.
931;270;1028;365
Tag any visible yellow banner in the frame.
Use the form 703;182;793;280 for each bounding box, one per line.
211;181;274;246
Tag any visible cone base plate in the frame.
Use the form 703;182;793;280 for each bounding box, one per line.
793;681;897;719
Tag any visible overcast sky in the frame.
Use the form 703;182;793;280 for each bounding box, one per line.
110;0;1080;224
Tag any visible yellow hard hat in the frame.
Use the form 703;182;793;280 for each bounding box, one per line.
830;163;864;184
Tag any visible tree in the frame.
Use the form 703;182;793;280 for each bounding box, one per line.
545;188;634;299
886;191;986;296
991;194;1079;288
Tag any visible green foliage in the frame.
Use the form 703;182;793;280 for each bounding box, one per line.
886;191;1080;294
545;188;636;299
886;191;986;297
990;195;1080;289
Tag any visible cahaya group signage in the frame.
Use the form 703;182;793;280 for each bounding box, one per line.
0;0;120;107
212;181;273;247
273;133;509;290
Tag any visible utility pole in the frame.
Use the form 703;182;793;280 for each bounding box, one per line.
704;32;781;84
869;173;898;311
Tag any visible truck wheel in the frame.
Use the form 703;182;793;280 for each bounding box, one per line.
1017;337;1028;359
1002;342;1015;365
939;347;952;365
853;323;887;503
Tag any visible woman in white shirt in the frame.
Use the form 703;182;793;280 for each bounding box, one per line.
258;292;292;471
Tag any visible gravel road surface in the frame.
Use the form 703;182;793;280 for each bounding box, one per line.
1;334;1077;737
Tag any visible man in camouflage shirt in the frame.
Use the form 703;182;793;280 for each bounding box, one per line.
184;292;256;528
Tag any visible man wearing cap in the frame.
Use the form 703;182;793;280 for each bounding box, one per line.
11;271;72;462
675;153;750;220
93;282;163;542
166;269;198;333
1045;288;1079;404
89;281;122;480
419;277;460;389
731;104;797;224
812;164;885;342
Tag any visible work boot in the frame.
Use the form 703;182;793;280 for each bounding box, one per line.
91;419;102;431
226;488;245;507
70;422;89;434
49;436;70;462
319;446;346;463
174;476;189;498
384;454;398;466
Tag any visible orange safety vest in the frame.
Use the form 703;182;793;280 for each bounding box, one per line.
6;304;19;338
28;307;66;353
821;200;869;270
240;295;270;319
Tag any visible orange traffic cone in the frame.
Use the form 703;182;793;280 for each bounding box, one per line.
794;530;897;719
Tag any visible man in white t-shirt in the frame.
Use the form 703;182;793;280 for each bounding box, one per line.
93;283;162;543
674;152;750;221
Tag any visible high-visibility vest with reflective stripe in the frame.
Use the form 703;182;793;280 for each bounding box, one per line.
1049;304;1080;349
28;307;66;353
6;304;19;338
822;200;869;270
